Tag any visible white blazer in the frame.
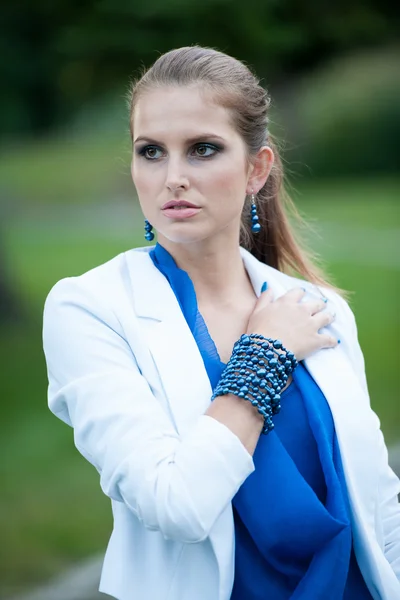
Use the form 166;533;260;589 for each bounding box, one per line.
42;246;400;600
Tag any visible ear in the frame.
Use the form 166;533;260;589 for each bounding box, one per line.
246;146;274;194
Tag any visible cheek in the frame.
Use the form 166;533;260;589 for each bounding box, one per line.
132;164;150;194
132;164;164;226
206;159;247;210
131;164;160;210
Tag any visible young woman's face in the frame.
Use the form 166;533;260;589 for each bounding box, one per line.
131;85;254;245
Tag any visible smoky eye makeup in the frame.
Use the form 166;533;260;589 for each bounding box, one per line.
190;142;224;157
136;145;163;160
135;140;224;160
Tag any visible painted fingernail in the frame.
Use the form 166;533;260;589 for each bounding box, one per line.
261;281;268;293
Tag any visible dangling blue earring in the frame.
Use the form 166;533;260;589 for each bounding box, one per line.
250;193;261;233
144;219;155;241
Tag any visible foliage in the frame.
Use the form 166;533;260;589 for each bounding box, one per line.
1;1;398;137
275;46;400;176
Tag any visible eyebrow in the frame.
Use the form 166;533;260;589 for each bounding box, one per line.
133;133;226;145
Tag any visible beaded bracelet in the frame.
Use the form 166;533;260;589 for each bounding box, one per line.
211;334;298;434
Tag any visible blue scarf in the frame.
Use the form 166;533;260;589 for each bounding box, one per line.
150;243;371;599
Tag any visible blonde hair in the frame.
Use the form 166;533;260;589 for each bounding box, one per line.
128;46;337;290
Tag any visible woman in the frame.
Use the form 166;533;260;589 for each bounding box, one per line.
42;46;400;600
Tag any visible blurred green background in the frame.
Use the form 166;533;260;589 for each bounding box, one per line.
1;1;399;596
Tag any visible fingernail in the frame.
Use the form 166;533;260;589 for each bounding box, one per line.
337;339;341;344
261;281;268;293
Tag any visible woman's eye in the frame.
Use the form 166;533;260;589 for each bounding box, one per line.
137;142;220;160
193;143;219;158
139;146;163;160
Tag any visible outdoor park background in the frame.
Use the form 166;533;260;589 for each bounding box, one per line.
0;2;399;596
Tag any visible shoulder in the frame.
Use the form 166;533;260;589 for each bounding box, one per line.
44;246;154;310
241;248;358;359
270;266;362;371
267;262;367;389
283;270;354;324
278;265;357;335
42;247;159;363
241;247;354;322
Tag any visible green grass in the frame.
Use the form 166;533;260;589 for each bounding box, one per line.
0;178;399;595
291;177;400;230
0;133;133;205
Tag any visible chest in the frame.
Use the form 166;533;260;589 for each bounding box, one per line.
198;304;254;364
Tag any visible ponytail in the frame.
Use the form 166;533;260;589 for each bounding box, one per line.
240;137;339;291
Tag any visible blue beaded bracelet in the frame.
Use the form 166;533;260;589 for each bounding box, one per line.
211;334;298;434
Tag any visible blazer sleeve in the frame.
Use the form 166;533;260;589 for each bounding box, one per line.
42;277;255;544
338;295;400;579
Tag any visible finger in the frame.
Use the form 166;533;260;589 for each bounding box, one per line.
256;286;274;307
317;333;339;349
313;310;336;329
306;299;329;316
280;287;307;303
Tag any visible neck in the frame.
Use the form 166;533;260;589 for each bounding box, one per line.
157;235;255;305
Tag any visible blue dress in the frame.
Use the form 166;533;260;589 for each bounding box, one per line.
150;243;372;599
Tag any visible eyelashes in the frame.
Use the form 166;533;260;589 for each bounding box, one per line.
136;142;223;161
193;143;222;158
137;145;162;160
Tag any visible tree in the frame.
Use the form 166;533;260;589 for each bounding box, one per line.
1;0;398;137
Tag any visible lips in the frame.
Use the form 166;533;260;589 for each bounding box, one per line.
161;200;201;220
162;200;200;210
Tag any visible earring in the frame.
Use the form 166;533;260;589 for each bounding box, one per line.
250;193;261;233
144;219;155;241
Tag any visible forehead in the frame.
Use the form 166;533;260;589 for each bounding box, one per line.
133;85;237;140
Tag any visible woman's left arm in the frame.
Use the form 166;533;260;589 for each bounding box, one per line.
338;295;400;578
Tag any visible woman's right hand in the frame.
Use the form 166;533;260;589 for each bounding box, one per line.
246;286;338;362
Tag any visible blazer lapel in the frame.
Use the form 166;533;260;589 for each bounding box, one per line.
125;248;212;436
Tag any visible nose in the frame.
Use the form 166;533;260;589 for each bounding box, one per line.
165;156;189;193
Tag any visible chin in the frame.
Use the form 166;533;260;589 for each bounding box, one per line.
157;225;215;246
